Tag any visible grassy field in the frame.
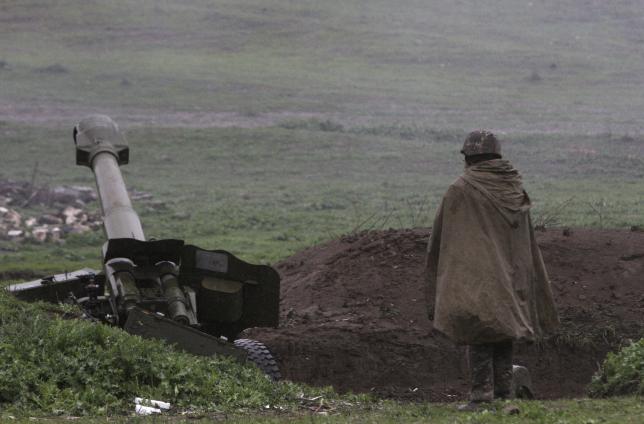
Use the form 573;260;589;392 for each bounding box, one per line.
1;0;643;421
1;122;642;274
2;0;644;133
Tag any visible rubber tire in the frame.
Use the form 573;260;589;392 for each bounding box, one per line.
234;338;281;381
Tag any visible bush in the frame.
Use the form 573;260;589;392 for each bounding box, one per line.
588;338;644;397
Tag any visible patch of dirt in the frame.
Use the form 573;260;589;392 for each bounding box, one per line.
247;228;644;401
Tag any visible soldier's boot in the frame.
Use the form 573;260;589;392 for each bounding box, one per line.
511;365;535;399
458;344;494;411
493;340;514;399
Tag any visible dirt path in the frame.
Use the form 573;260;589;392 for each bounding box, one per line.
247;228;644;401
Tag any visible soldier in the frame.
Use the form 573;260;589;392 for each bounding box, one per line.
425;130;559;411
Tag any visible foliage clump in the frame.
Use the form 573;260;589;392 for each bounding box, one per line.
588;338;644;397
0;292;333;416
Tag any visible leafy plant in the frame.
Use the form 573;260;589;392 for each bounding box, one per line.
588;339;644;397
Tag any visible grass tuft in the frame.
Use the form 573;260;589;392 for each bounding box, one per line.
589;339;644;398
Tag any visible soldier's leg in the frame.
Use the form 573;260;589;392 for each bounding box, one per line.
468;343;494;402
492;339;513;399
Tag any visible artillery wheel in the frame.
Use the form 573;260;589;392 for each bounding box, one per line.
234;338;281;381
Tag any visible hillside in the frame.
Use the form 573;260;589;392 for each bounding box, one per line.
1;0;644;133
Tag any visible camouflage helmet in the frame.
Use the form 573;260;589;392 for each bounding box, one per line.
460;130;501;157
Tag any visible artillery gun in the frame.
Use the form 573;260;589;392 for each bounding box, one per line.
7;115;281;379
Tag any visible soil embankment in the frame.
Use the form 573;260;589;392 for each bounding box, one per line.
248;228;644;400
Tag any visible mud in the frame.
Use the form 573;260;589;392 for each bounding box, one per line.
247;228;644;401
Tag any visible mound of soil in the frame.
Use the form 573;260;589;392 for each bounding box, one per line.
247;228;644;401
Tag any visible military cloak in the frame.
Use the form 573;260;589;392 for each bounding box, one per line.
425;159;559;344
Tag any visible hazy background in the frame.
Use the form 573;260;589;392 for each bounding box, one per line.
2;0;644;133
1;0;643;270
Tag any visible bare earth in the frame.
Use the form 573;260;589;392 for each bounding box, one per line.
247;228;644;401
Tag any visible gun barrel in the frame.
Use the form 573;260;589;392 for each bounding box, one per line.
74;115;145;241
93;153;144;240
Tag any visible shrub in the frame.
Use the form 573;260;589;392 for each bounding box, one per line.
588;338;644;397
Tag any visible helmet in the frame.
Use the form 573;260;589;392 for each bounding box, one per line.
461;130;501;157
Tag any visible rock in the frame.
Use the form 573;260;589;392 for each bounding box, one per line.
40;214;63;225
62;206;83;224
502;405;520;415
50;227;62;242
31;226;49;242
88;221;103;230
50;186;96;205
7;229;23;238
2;209;21;228
67;223;91;234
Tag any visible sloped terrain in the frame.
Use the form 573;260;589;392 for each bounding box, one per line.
248;228;644;401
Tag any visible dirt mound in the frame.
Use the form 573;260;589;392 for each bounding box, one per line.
247;228;644;401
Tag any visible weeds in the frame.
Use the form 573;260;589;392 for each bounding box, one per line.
533;197;576;230
586;198;612;228
589;339;644;397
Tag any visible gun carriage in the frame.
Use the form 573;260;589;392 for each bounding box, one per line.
7;115;281;379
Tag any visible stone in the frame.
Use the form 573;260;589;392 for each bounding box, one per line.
3;209;22;228
502;404;521;415
7;229;23;238
40;214;63;225
67;223;91;234
50;227;62;242
62;206;83;224
31;226;49;242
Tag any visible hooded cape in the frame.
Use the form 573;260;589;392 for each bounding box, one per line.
425;159;559;344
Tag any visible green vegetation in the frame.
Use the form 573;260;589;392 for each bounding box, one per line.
2;0;644;421
0;290;344;416
1;122;642;274
1;0;644;133
226;398;644;424
589;339;644;398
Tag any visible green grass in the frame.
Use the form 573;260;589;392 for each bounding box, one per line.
2;1;644;421
2;0;644;133
589;339;644;398
2;395;643;422
1;122;642;274
0;289;350;417
233;398;644;423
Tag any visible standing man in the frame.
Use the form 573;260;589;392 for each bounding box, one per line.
425;130;559;410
